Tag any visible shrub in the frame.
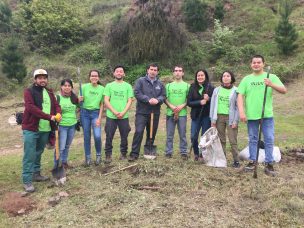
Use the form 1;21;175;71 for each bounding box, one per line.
66;43;104;65
214;0;225;22
0;38;27;84
107;0;185;64
183;0;210;32
275;0;298;55
0;1;12;33
18;0;83;54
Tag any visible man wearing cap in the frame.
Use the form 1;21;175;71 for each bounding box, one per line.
21;69;61;192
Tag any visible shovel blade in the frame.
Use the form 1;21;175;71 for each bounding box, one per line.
144;145;157;159
52;166;66;180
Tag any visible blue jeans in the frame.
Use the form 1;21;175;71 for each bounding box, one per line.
81;109;102;160
54;125;76;166
190;116;211;156
247;118;274;163
166;116;187;155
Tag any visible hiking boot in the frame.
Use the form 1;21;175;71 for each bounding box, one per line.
244;161;255;172
23;183;35;193
181;154;188;160
84;158;92;167
233;161;240;168
119;154;127;160
128;155;138;162
104;155;112;164
33;172;50;182
95;156;101;166
165;153;172;158
194;155;199;161
264;163;277;177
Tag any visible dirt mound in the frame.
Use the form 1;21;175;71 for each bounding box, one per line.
0;192;36;217
281;148;304;164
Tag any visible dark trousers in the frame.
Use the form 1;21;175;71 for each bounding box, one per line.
130;113;160;157
104;117;131;156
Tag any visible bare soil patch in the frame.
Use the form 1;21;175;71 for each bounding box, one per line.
281;148;304;164
0;192;36;217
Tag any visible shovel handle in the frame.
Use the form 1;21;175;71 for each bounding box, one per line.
150;112;154;139
55;129;60;160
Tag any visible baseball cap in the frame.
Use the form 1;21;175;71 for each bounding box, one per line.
33;69;48;79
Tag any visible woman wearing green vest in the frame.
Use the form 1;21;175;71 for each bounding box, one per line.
79;70;104;166
210;71;240;168
55;79;79;169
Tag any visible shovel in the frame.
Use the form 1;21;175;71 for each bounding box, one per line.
144;112;157;160
52;123;66;180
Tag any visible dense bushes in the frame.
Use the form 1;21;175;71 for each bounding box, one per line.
107;0;186;65
18;0;83;54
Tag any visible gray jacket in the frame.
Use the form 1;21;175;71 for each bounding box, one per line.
134;75;166;115
209;86;239;125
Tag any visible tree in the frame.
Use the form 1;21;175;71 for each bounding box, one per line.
1;38;27;84
183;0;209;32
214;0;225;22
275;0;298;55
0;1;12;33
18;0;83;53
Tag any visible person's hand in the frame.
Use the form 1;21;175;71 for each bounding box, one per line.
264;78;273;87
95;118;101;127
149;98;159;105
200;99;207;105
211;123;216;128
51;115;56;121
174;105;183;113
78;96;84;102
231;123;238;129
117;112;125;119
203;94;209;101
240;113;247;123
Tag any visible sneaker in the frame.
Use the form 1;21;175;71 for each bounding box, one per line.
244;161;255;172
104;155;112;164
119;154;127;160
233;161;240;168
33;172;50;182
181;154;188;160
165;153;172;158
128;155;138;162
84;158;92;167
95;156;101;166
264;163;277;177
23;183;35;193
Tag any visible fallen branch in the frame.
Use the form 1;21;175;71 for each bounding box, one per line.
137;186;161;191
104;163;138;176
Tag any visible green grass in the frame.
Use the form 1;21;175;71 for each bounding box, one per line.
0;78;304;226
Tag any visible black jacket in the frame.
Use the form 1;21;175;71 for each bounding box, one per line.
187;82;214;120
134;75;166;115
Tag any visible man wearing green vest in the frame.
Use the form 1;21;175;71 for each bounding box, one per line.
22;69;61;192
165;65;190;159
237;55;287;176
103;65;134;163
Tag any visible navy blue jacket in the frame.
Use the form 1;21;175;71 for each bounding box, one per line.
134;75;166;115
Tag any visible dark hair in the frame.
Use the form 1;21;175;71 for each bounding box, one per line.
113;65;125;72
194;69;209;88
60;79;78;104
220;71;236;84
172;65;184;72
146;63;159;71
251;54;265;63
88;69;102;85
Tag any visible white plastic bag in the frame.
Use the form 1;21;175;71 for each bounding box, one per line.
199;127;227;167
239;146;281;163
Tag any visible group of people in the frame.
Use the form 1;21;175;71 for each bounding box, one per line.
21;55;287;192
